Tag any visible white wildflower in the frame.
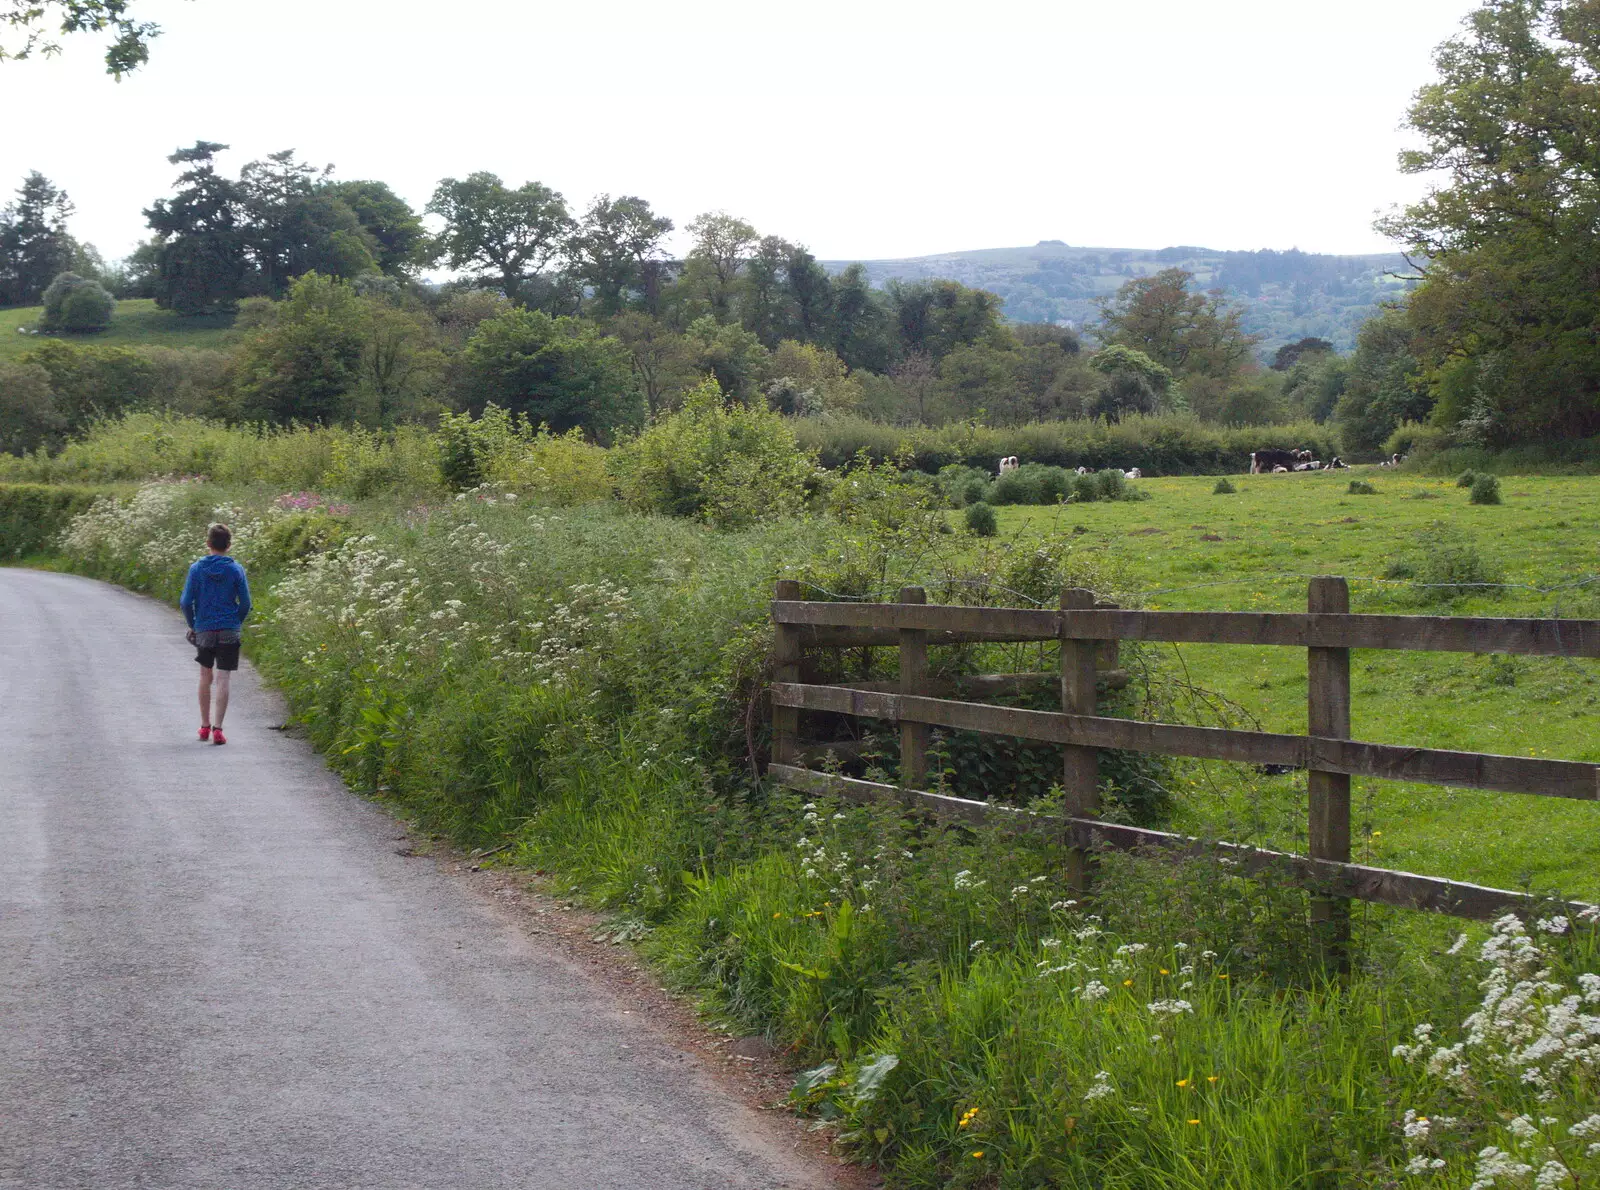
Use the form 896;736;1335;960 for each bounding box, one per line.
1081;1071;1114;1102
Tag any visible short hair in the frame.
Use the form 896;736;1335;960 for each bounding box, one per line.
207;523;232;552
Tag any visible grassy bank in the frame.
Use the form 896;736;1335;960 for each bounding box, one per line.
0;299;239;362
23;458;1600;1187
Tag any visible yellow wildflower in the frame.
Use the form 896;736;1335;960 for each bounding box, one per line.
1187;1118;1200;1126
1122;979;1133;987
1176;1079;1189;1088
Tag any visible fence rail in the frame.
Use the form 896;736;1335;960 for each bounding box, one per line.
766;579;1600;941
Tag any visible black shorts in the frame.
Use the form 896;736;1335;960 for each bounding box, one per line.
194;629;242;671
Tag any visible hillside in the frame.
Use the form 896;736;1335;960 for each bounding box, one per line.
0;300;240;362
826;241;1416;355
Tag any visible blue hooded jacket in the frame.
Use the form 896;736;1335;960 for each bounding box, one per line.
180;554;252;632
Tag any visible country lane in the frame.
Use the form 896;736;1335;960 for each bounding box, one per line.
0;569;841;1190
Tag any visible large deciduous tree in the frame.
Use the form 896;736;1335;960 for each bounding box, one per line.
573;194;672;318
323;180;431;277
427;173;574;307
1096;267;1258;383
1378;0;1600;443
0;171;77;306
681;210;757;320
1;0;160;75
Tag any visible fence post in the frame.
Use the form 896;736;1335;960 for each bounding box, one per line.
1061;587;1100;894
898;586;930;787
1307;575;1352;971
772;579;802;768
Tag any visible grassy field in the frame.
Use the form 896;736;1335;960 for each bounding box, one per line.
0;299;239;361
994;467;1600;900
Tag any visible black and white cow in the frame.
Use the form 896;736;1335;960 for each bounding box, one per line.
1250;448;1311;474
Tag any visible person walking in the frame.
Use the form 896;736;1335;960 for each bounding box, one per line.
180;523;252;745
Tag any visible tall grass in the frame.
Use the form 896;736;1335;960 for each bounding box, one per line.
0;412;440;495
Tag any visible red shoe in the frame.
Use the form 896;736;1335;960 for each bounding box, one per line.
212;727;227;746
199;725;212;742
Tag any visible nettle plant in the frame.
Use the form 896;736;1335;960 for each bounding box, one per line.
1392;910;1600;1187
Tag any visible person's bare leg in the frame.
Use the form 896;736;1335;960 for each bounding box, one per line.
198;666;213;727
211;669;231;728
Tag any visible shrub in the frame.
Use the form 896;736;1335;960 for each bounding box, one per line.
989;463;1071;506
963;501;998;536
1383;521;1504;601
497;427;613;505
1469;473;1503;504
610;379;818;528
790;412;1339;476
39;272;115;332
1384;419;1452;460
1456;471;1477;488
1213;478;1236;494
933;464;991;507
1347;479;1377;495
0;482;114;558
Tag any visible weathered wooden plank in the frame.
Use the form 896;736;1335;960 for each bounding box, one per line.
899;586;930;786
770;683;1600;800
1061;587;1100;893
829;670;1129;697
1062;609;1600;658
766;764;1593;921
1307;577;1353;965
767;763;1038;830
771;581;803;765
776;600;1061;639
794;625;1058;647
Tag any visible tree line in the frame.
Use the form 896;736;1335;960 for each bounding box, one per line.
8;0;1600;466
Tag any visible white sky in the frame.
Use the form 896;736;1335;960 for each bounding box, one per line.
0;0;1476;265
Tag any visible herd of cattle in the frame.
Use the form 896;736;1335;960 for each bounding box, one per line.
994;449;1397;479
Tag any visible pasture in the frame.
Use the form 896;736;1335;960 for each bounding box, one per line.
0;299;239;361
994;469;1600;900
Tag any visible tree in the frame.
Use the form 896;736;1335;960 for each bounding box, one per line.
762;340;861;416
0;172;77;306
681;211;757;320
323;180;431;277
829;263;890;373
1;0;161;75
610;311;692;414
742;235;800;347
21;338;156;428
1088;344;1172;421
573;195;672;318
1378;0;1600;441
682;315;766;401
1097;268;1259;383
0;361;63;454
887;278;1008;362
39;271;114;330
461;308;642;441
239;151;377;295
144;142;249;315
1333;307;1430;452
231;272;367;424
1272;337;1333;371
427;173;574;306
784;245;832;342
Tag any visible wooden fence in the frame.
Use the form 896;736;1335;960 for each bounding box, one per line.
768;578;1600;942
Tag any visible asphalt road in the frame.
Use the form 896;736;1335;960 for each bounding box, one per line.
0;569;836;1190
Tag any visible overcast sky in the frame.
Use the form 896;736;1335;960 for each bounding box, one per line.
0;0;1477;265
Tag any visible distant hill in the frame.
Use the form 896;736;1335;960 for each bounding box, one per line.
824;242;1416;356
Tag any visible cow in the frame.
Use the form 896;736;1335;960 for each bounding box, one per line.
1293;461;1322;471
1074;466;1089;476
1328;456;1348;470
1250;448;1299;474
998;456;1020;476
1123;468;1143;479
1272;465;1290;473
